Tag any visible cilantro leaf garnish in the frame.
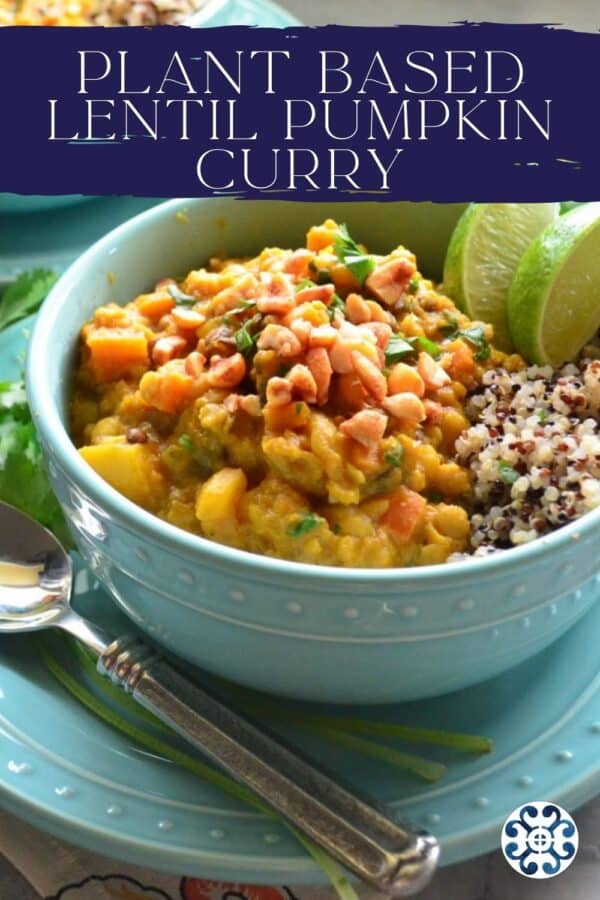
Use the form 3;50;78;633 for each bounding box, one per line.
235;314;262;356
296;278;316;293
384;334;441;365
407;277;421;295
440;318;490;361
412;335;441;358
333;224;375;285
385;447;404;468
498;460;519;484
225;299;257;318
178;434;194;452
327;294;346;322
439;313;460;336
167;284;197;306
286;511;324;537
455;325;491;361
308;260;334;285
0;269;58;332
384;334;415;364
0;380;70;546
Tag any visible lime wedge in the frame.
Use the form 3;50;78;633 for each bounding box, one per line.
443;203;560;351
508;203;600;366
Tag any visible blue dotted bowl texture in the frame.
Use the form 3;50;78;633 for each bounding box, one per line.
26;197;599;703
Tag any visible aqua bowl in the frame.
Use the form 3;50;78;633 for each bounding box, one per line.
26;197;600;704
0;194;92;215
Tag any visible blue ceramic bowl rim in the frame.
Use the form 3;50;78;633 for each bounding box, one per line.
26;197;600;587
184;0;301;25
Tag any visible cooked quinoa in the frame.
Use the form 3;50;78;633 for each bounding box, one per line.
455;359;600;552
0;0;201;25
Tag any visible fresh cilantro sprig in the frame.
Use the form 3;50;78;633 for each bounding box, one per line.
454;325;491;361
440;316;491;362
167;284;197;306
0;380;70;546
327;294;346;322
384;334;441;365
235;313;262;356
0;269;58;331
286;511;325;537
384;446;404;468
308;261;334;285
333;224;375;285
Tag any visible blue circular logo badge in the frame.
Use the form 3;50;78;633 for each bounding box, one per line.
501;801;578;879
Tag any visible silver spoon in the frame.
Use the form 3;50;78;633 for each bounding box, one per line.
0;500;439;896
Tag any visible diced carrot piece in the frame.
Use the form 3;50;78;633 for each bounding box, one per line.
136;292;176;320
86;328;149;382
380;487;427;541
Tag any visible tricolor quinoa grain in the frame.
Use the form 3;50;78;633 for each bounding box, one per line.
455;359;600;553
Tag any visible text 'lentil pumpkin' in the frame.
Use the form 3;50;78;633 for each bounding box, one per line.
71;220;523;567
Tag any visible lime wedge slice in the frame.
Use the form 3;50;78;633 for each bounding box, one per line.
508;202;600;366
443;203;560;351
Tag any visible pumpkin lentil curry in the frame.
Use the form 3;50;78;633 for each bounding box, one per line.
71;220;522;567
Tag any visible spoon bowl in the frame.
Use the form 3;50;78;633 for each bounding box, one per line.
0;503;72;632
0;500;439;897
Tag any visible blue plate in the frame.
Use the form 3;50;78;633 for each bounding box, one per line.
1;318;600;881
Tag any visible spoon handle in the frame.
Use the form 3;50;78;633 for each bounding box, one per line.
100;636;438;897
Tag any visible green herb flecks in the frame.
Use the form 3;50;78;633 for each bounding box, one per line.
455;325;491;361
234;313;262;357
407;276;421;295
333;225;375;285
440;313;460;336
327;294;346;322
384;334;441;365
440;318;490;361
413;335;441;358
286;511;325;538
223;299;257;323
178;434;194;452
0;269;58;332
498;460;520;485
538;408;548;423
385;447;404;468
308;260;334;285
296;278;316;293
167;284;197;306
384;334;415;365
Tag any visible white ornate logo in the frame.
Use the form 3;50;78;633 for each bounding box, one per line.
501;801;579;879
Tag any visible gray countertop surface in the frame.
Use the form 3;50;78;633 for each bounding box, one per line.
2;0;599;896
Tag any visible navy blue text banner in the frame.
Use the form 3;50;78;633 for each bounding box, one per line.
0;23;598;200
